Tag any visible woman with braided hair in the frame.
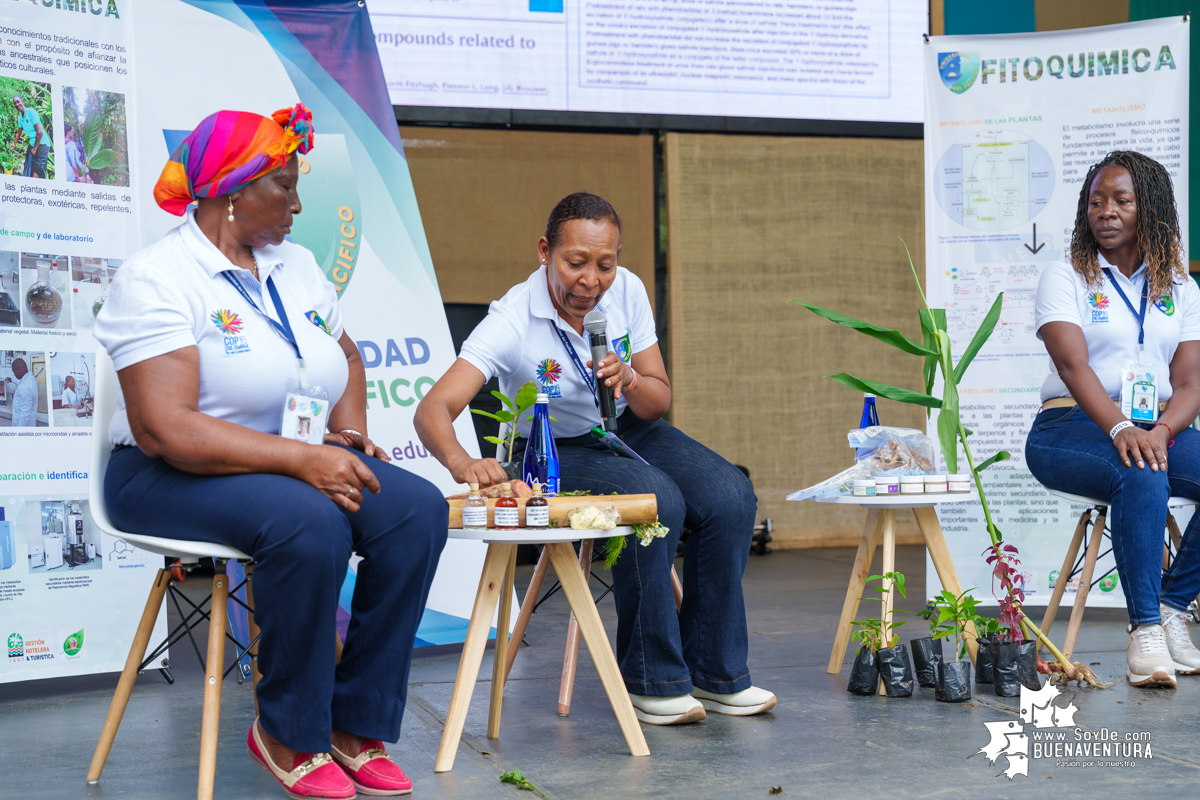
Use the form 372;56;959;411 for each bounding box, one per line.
1026;150;1200;688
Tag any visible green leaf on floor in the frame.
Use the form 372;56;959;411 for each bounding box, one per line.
500;768;550;798
769;788;786;796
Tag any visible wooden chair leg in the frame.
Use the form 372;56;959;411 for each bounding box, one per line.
334;629;344;665
504;544;551;681
487;547;518;739
1168;513;1184;551
878;510;896;694
198;570;230;800
558;539;594;716
1063;508;1106;662
545;542;649;758
1040;510;1090;642
913;507;979;666
827;509;883;674
670;565;683;612
86;568;170;784
434;543;512;773
244;564;262;719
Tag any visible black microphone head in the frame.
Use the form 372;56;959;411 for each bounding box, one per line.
583;310;607;336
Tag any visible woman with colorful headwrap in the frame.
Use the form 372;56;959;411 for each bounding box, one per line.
95;104;446;798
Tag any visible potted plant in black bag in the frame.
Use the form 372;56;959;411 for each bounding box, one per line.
973;615;1005;686
911;604;943;690
929;588;978;702
848;572;913;697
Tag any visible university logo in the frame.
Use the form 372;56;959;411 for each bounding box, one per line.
7;632;22;660
210;309;243;335
63;628;84;657
611;333;632;364
1155;295;1175;316
536;358;563;398
939;51;980;94
306;310;332;335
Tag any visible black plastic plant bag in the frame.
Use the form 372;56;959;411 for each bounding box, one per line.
975;636;995;684
1017;641;1041;690
878;644;914;697
935;659;971;702
847;646;879;695
991;641;1020;697
910;637;942;688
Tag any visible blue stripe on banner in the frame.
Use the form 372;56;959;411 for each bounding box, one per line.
529;0;563;11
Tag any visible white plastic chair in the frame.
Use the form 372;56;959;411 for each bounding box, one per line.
1040;488;1200;660
85;346;255;800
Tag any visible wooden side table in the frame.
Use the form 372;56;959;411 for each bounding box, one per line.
806;494;982;673
435;526;649;773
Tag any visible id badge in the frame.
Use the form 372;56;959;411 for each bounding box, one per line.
1120;362;1158;423
280;359;330;444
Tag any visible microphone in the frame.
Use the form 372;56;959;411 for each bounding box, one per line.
583;309;619;432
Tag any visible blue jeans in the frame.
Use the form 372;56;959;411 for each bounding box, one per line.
550;412;757;696
1025;407;1200;625
105;444;448;753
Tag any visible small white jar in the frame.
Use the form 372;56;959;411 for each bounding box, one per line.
947;474;972;493
876;476;900;495
899;476;924;494
852;479;876;497
924;474;948;494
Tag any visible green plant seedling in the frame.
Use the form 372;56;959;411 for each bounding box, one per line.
851;571;907;651
471;380;556;463
929;588;980;661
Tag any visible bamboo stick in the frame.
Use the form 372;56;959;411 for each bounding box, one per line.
446;494;657;528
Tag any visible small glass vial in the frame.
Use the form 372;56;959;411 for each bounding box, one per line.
462;483;488;531
876;476;900;495
924;474;948;494
525;482;550;528
899;476;924;495
495;483;519;530
852;479;876;497
947;474;972;493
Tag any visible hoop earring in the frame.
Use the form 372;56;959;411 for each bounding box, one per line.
227;198;234;222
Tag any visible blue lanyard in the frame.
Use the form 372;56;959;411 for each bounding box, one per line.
222;271;301;359
549;320;601;412
1102;267;1149;349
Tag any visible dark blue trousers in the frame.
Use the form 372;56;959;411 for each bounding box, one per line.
105;444;448;753
550;412;757;696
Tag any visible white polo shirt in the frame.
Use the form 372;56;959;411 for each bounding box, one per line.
460;265;657;438
1035;256;1200;403
60;386;78;407
95;209;348;446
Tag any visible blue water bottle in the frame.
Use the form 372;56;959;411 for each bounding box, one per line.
855;393;880;460
522;392;560;495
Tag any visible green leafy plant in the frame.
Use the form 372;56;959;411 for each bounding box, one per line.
851;571;907;652
973;614;1005;640
929;588;980;661
499;768;548;798
472;381;556;463
601;519;670;568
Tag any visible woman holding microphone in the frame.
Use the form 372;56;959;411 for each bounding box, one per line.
416;192;774;725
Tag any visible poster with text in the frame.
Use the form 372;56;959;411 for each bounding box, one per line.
923;17;1190;608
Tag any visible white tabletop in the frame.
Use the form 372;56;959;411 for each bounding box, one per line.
449;525;633;545
807;492;979;510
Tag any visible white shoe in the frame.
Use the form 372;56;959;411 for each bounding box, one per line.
1126;624;1177;688
691;686;777;716
628;693;706;725
1160;604;1200;674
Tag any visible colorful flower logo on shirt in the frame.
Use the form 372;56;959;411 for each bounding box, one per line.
306;310;332;335
536;358;563;385
287;397;297;411
210;309;243;335
1088;292;1109;310
1155;295;1176;316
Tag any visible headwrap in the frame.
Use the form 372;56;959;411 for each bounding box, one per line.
153;103;315;216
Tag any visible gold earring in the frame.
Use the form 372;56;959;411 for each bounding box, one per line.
227;198;234;222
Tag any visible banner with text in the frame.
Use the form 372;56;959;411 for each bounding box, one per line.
923;17;1189;607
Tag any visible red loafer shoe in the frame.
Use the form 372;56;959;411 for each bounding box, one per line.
331;738;413;796
247;720;356;799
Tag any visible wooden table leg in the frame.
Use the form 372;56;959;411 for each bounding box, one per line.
87;568;169;784
913;507;979;666
827;508;883;674
435;543;513;773
1040;509;1090;643
879;509;896;694
1063;508;1106;662
545;542;649;758
558;539;594;716
198;570;230;800
504;545;551;681
487;547;518;739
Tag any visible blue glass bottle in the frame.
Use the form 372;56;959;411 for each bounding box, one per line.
855;393;880;460
522;393;560;495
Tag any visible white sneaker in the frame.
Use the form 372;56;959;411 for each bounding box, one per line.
1126;624;1177;688
628;693;706;725
1160;604;1200;674
691;686;777;716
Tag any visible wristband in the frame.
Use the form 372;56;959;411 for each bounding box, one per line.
1109;420;1134;440
1152;421;1173;437
623;369;638;391
339;429;364;438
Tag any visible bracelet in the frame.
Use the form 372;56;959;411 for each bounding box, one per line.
1109;420;1134;440
1152;422;1176;448
339;429;364;438
623;369;638;391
